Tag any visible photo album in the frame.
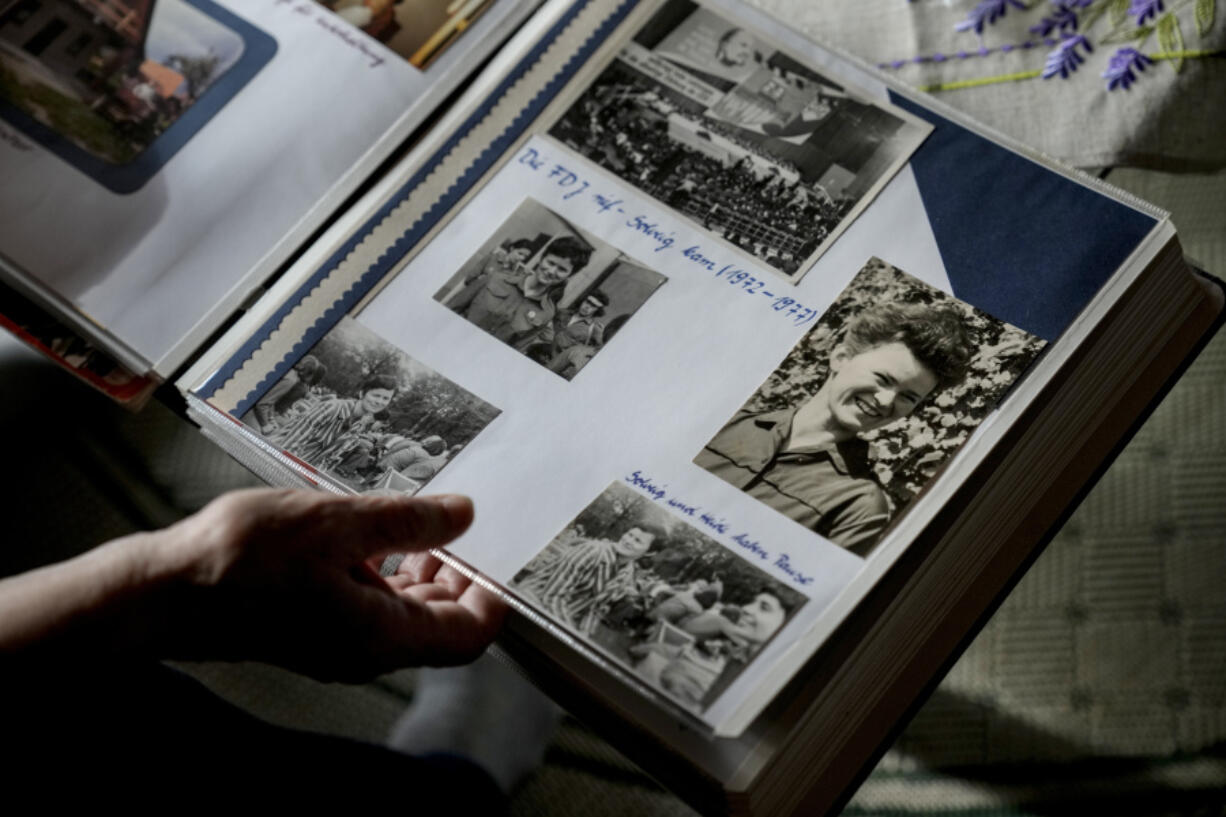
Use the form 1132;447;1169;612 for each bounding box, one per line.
2;0;1221;814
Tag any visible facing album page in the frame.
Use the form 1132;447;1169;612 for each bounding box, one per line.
190;0;1160;735
0;0;534;373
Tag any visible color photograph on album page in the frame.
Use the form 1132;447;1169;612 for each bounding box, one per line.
0;0;536;372
545;0;932;284
311;0;502;69
0;0;274;193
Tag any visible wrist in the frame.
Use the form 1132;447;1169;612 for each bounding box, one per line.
111;516;243;658
84;530;187;654
0;529;177;659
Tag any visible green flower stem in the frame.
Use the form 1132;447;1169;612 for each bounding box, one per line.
917;48;1221;92
917;69;1044;92
1149;47;1226;57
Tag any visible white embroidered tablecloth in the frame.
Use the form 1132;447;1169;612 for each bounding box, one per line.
747;0;1226;170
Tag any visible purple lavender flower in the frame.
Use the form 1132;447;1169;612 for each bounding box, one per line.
1102;47;1154;89
1030;3;1080;36
1129;0;1165;24
1041;34;1093;78
955;0;1028;34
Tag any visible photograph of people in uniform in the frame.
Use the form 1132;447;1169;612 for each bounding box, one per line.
241;316;499;494
510;481;806;713
695;258;1046;557
433;198;666;379
546;0;930;282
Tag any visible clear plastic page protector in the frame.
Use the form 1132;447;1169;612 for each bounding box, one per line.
194;0;1155;730
0;0;532;370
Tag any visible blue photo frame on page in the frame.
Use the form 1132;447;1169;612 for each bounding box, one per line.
0;0;276;194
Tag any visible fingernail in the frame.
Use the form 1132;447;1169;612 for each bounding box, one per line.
435;494;474;526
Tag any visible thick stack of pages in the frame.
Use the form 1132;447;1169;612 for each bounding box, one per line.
5;0;1218;814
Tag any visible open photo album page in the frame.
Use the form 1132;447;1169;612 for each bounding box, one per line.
252;242;1041;729
218;0;1044;728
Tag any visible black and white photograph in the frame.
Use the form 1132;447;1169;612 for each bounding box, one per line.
243;316;500;494
510;481;807;713
546;0;930;282
695;258;1046;557
433;197;667;380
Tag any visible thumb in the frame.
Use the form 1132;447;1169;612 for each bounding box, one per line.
341;493;474;560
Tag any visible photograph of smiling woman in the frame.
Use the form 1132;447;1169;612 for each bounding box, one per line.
695;258;1046;558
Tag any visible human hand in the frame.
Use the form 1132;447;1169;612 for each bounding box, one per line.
146;488;505;681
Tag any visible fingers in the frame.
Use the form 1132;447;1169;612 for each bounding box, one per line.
267;491;473;564
387;560;487;607
394;550;474;583
343;493;475;559
394;551;446;583
171;487;504;676
431;561;479;596
392;586;509;666
198;488;474;561
456;581;508;636
345;579;507;674
384;573;417;592
397;583;457;604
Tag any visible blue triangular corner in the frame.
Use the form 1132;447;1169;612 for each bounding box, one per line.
889;93;1158;343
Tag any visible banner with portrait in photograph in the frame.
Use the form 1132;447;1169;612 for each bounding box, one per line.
546;0;930;282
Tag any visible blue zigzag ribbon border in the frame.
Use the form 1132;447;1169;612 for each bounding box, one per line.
200;0;640;416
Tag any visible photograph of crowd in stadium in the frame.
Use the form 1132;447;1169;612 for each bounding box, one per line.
547;0;929;283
